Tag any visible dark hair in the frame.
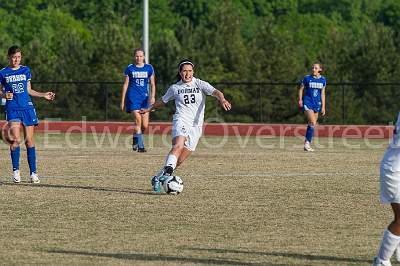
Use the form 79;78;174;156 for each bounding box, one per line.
176;59;194;82
8;45;21;56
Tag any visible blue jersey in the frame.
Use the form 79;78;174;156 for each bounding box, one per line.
301;74;326;108
0;65;34;111
124;64;154;98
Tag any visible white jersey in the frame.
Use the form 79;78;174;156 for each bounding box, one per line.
381;113;400;173
162;77;216;127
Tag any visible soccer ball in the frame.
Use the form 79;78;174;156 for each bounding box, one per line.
163;175;183;195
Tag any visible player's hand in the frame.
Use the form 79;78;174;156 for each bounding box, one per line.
221;99;231;111
149;97;155;105
44;92;55;101
5;92;13;100
298;100;303;108
320;108;326;116
139;108;151;114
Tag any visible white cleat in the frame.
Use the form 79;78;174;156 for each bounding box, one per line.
373;257;392;266
304;141;314;152
30;173;40;184
12;170;21;183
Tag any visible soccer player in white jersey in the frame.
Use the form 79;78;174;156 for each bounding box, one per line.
373;113;400;266
140;59;231;192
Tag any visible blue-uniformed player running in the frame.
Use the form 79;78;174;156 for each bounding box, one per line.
120;48;156;153
0;46;55;183
298;62;326;151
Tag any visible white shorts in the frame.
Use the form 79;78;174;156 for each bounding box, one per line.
380;165;400;204
172;120;202;151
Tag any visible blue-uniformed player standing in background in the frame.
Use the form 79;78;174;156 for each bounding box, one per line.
0;45;55;183
120;48;156;153
298;62;326;152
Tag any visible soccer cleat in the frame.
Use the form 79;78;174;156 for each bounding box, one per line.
151;166;174;192
373;257;392;266
152;179;161;192
137;148;147;153
304;141;314;152
30;173;40;184
151;170;163;193
132;144;138;151
12;170;21;183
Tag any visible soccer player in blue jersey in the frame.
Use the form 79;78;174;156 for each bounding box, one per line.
120;48;156;152
298;62;326;152
0;46;55;183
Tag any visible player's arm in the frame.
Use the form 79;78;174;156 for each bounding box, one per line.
212;89;231;111
0;84;4;99
140;99;164;114
149;74;156;105
120;76;129;111
27;81;55;101
320;87;326;116
298;84;304;108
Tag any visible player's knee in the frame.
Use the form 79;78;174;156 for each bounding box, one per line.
308;121;316;127
134;125;141;133
10;139;20;149
172;144;184;154
141;124;148;132
25;139;34;147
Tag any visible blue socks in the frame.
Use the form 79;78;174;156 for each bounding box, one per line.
27;146;36;175
135;133;145;149
10;146;37;174
305;125;315;143
10;146;20;171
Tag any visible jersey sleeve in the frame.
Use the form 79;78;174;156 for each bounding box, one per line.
148;64;155;77
162;85;174;103
124;66;130;76
196;78;215;95
26;67;31;81
300;76;307;87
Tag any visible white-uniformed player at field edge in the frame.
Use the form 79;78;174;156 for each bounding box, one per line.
374;113;400;266
140;59;231;193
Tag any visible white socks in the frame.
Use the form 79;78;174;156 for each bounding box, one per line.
165;154;177;170
378;229;400;261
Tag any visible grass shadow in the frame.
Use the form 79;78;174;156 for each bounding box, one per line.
182;247;371;264
44;249;285;266
1;181;160;196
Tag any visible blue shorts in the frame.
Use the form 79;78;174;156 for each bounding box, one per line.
6;108;39;126
125;96;149;112
302;99;321;113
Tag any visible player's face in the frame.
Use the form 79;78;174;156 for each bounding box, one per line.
312;64;321;76
9;52;21;68
180;64;193;83
135;51;145;65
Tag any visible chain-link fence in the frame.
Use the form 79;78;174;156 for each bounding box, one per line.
8;81;399;125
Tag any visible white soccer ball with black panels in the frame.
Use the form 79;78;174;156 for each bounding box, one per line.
163;175;183;194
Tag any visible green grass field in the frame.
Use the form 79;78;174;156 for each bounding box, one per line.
0;133;393;265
